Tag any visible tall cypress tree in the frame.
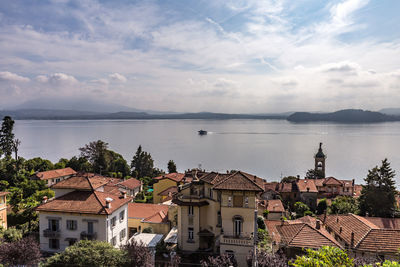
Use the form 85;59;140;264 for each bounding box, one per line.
359;158;397;217
0;116;15;158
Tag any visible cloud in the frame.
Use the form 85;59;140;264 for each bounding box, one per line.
0;71;30;82
109;73;127;83
36;73;78;85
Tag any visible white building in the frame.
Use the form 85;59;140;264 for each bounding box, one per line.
31;167;77;187
36;175;132;253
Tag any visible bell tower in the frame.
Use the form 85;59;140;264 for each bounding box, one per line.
314;142;326;178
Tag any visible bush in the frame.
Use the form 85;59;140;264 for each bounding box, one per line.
257;216;266;230
263;210;269;218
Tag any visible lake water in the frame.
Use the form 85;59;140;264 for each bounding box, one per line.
14;119;400;185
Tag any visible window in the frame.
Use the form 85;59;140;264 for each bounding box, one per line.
120;229;126;241
234;219;242;237
188;227;194;241
233;196;243;207
244;197;249;208
49;239;60;249
56;178;61;183
88;221;94;234
111;236;116;246
111;216;116;228
66;220;77;230
209;188;213;199
217;211;222;227
48;219;59;231
228;196;232;207
119;210;125;222
188;206;194;216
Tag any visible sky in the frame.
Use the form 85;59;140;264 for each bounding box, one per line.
0;0;399;113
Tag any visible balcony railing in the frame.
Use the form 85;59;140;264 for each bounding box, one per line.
80;231;97;240
220;235;253;246
43;229;61;238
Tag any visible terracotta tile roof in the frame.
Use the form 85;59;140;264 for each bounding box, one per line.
265;220;283;244
199;172;230;185
266;199;285;213
324;214;378;247
128;203;169;223
277;217;342;249
118;178;141;190
103;185;121;195
264;182;279;192
212;171;264;191
324;177;343;186
296;179;318;193
51;174;113;190
34;167;76;180
158;186;178;196
356;229;400;253
36;190;132;215
362;217;400;230
153;173;185;183
314;179;325;187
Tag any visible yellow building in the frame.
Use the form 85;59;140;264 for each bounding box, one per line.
153;173;185;204
127;203;174;237
0;192;9;229
172;171;264;266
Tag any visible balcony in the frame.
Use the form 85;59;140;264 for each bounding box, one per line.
172;193;209;206
220;235;253;246
43;229;61;238
80;231;97;240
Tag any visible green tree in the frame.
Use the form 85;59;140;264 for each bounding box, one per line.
131;145;155;178
79;140;109;173
24;157;54;172
0;227;23;242
54;158;69;169
0;116;15;158
305;169;324;179
329;196;359;215
167;160;177;173
359;159;396;217
316;198;328;215
294;202;310;218
43;240;127;267
291;246;353;267
281;176;298;183
66;156;92;172
257;216;266;230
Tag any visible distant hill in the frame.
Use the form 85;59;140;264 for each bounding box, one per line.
287;109;400;123
0;109;287;120
379;108;400;116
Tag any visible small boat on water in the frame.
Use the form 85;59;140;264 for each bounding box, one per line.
198;130;207;135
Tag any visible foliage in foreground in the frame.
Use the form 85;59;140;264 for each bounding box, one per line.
201;253;237;267
291;246;353;267
247;249;288;267
0;236;41;266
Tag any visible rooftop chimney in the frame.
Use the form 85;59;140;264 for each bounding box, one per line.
105;197;113;209
42;196;48;203
316;220;321;230
254;175;257;182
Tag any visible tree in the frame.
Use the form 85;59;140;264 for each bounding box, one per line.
25;157;54;172
43;240;127;267
201;253;237;267
359;159;397;217
80;140;109;173
281;176;298;183
131;145;155;178
124;239;152;267
247;249;288;267
329;196;359;215
0;116;15;158
305;169;324;179
291;246;353;267
294;202;310;218
167;160;177;173
66;156;92;172
0;227;22;242
257;216;266;230
0;236;41;266
316;198;327;215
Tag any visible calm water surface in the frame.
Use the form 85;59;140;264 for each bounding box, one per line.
14;119;400;185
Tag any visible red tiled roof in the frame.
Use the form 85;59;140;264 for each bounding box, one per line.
118;178;141;190
324;177;343;186
277;182;295;193
266;199;285;213
213;171;264;191
51;174;113;190
296;179;318;193
36;191;132;215
362;217;400;230
154;173;185;183
265;220;283;244
128;203;169;223
356;229;400;253
314;179;325;187
200;172;230;185
34;168;76;180
277;217;342;249
264;182;279;192
103;185;121;195
158;186;178;196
